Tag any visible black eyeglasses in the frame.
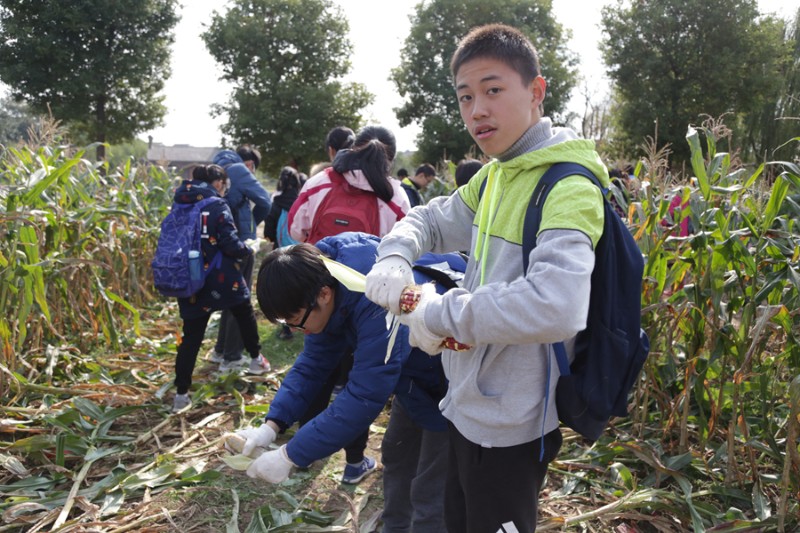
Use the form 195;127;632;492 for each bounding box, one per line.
282;299;317;330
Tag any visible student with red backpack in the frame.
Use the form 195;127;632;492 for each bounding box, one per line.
287;125;410;244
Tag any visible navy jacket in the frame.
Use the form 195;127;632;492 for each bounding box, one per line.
266;232;465;465
174;180;252;320
212;150;273;240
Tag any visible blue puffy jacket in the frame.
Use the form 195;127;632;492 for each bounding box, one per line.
212;150;273;240
265;232;465;466
173;180;253;320
395;251;467;432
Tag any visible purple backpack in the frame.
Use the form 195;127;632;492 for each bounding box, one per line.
152;197;222;298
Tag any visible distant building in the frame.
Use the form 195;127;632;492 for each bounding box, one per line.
147;142;220;178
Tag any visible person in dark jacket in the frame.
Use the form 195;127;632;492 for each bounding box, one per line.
263;166;302;246
210;146;273;371
400;163;437;208
263;166;303;340
171;165;269;413
234;233;463;531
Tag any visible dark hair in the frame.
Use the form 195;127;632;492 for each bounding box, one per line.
450;24;540;86
277;166;301;193
236;144;261;169
325;126;356;153
455;159;483;187
397;168;409;179
332;125;397;202
256;244;337;323
192;164;227;184
415;164;436;177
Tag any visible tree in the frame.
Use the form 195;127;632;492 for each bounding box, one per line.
202;0;373;175
742;8;800;163
601;0;787;165
391;0;578;164
0;0;178;160
0;94;34;145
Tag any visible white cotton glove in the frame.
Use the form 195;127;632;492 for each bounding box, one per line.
236;423;277;457
366;255;414;315
246;444;295;484
397;283;445;355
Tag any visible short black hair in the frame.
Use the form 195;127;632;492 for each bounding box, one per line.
455;159;483;187
397;168;409;178
236;144;261;169
256;244;337;323
450;24;540;86
277;166;301;192
325;126;356;153
415;164;436;177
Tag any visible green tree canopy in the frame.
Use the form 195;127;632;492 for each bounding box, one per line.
0;0;178;159
203;0;373;175
0;94;34;145
742;8;800;163
601;0;787;164
391;0;578;164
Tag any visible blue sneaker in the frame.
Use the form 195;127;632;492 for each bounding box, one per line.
341;456;377;484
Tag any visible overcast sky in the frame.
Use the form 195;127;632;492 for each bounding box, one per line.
143;0;798;152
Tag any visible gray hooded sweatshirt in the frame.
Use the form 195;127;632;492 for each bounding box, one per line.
376;118;610;448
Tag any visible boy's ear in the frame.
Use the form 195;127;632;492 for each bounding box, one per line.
319;285;334;305
530;75;547;109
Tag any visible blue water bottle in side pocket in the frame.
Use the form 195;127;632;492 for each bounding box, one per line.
188;250;202;281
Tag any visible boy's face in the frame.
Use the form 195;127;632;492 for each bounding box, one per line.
455;57;546;157
282;286;335;335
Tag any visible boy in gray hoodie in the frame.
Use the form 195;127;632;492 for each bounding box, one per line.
365;24;610;533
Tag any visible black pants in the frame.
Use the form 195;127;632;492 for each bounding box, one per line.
444;423;562;533
298;352;367;464
175;299;260;394
214;253;255;360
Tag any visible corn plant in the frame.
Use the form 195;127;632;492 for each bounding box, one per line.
0;137;175;378
624;123;800;530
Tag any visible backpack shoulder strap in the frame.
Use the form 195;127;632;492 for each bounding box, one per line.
523;162;603;379
522;162;602;272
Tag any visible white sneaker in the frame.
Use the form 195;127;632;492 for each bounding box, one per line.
219;358;247;373
247;354;271;375
172;393;191;413
208;350;225;364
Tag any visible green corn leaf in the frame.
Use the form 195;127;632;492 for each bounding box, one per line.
320;255;366;292
761;175;790;234
104;289;141;336
221;454;254;471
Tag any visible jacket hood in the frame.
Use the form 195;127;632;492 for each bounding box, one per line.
315;232;381;276
173;180;219;204
212;149;243;167
498;139;610;187
340;168;379;193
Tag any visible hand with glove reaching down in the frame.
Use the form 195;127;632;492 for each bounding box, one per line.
233;422;278;457
246;445;295;483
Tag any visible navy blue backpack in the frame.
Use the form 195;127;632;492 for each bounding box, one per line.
522;163;649;442
152;197;223;298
